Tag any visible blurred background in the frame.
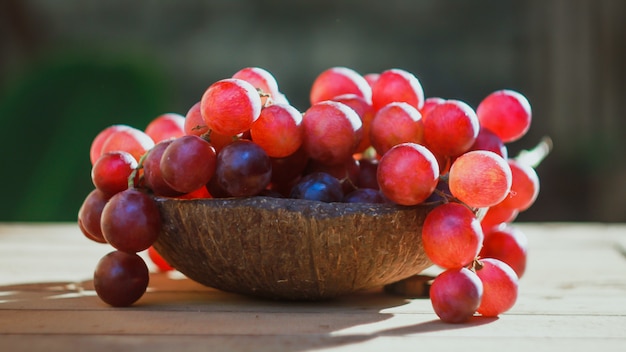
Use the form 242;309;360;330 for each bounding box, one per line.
0;0;624;222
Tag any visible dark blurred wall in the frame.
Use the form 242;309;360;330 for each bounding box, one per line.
0;0;624;222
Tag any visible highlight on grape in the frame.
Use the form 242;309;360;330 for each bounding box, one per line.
78;66;549;322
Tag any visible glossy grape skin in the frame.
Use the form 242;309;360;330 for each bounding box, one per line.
145;113;186;143
305;157;360;195
343;188;387;204
469;127;508;159
476;258;519;317
371;68;424;112
498;159;540;211
476;89;531;143
100;126;155;162
422;202;484;269
480;225;528;278
90;125;131;165
215;140;272;197
422;99;480;158
290;172;343;202
142;140;184;197
93;250;149;307
201;78;262;136
309;66;372;105
232;67;280;106
77;189;109;243
363;73;380;87
449;150;513;208
332;94;376;153
377;143;439;206
91;151;137;197
419;97;445;117
369;102;424;156
101;189;161;253
148;246;174;272
480;201;519;230
160;135;217;194
250;103;303;158
184;101;209;137
430;267;483;324
301;101;363;166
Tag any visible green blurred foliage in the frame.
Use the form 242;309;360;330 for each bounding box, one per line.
0;52;170;221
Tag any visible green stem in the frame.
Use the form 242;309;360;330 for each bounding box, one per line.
514;136;553;168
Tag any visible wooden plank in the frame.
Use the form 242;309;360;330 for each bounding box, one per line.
0;223;624;352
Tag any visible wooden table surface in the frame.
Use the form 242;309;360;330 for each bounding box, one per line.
0;222;624;351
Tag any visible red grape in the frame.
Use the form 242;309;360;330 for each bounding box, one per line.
332;94;376;153
89;124;131;165
310;66;372;105
142;140;184;197
101;189;161;253
371;68;424;111
184;101;209;137
422;99;480;158
476;258;519;317
91;151;137;197
232;67;280;106
214;139;272;197
94;250;149;307
476;89;531;143
498;159;540;211
77;189;109;243
363;73;380;87
430;267;483;324
160;135;217;193
100;126;155;162
377;143;439;205
145;113;185;143
147;246;174;272
469;127;508;159
480;201;519;230
201;78;262;136
250;103;303;158
449;150;512;208
369;102;424;155
301;101;363;166
422;202;484;269
419;96;445;117
356;157;379;190
479;225;528;278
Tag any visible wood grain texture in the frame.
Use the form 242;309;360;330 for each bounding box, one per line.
0;222;625;352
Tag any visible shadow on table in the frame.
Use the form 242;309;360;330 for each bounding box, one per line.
0;273;498;351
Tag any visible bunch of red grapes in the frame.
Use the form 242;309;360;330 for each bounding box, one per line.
78;66;543;323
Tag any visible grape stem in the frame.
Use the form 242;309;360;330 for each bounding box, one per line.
515;136;553;169
128;152;149;189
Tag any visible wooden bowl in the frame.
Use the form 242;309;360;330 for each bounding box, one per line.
152;196;435;300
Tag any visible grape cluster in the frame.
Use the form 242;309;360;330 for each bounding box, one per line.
78;66;545;321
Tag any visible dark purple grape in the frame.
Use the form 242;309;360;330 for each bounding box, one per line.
215;140;272;197
290;172;343;202
343;188;387;203
357;157;379;190
94;250;149;307
77;189;109;243
101;189;161;253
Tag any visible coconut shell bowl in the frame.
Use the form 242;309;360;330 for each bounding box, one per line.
151;196;434;301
